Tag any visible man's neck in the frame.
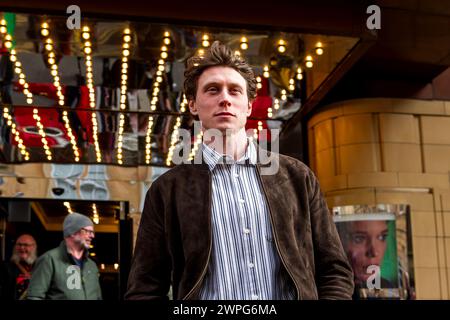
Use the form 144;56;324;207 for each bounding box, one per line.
203;128;248;160
65;239;85;260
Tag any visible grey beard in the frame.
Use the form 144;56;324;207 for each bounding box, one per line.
11;251;37;266
74;237;90;251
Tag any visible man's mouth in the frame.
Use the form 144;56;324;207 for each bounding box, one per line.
214;112;235;117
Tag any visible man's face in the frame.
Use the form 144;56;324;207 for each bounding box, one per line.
189;66;252;133
14;235;37;265
345;220;389;286
73;226;95;250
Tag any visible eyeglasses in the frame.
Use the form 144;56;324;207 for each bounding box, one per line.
15;242;35;248
80;228;95;236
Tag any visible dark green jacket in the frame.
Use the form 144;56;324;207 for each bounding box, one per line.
27;241;102;300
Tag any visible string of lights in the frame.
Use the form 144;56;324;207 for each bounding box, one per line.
63;201;73;214
116;27;132;165
144;115;154;165
32;108;52;161
2;107;30;160
0;19;34;105
165;116;182;166
164;33;184;166
1;18;31;160
92;203;99;224
81;25;102;163
144;31;172;164
41;21;80;162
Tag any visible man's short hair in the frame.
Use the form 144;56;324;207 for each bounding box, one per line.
184;41;257;102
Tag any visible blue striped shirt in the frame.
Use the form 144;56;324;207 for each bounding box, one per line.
198;140;295;300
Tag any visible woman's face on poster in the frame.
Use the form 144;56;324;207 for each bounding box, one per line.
346;220;389;286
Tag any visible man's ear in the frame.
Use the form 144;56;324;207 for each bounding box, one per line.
188;100;198;115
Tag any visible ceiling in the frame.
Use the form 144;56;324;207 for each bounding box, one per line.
32;199;119;233
0;197;120;233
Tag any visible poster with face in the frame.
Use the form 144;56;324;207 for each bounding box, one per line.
334;213;399;297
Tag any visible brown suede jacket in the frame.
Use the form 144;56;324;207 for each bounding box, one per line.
125;152;354;300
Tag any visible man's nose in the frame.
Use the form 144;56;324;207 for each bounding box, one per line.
218;91;232;107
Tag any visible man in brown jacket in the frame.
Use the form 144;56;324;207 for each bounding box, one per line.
126;41;354;300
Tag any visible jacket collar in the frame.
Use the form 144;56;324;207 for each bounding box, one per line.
202;138;257;171
59;240;89;263
189;138;276;173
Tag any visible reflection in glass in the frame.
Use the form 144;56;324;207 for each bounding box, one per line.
0;12;358;167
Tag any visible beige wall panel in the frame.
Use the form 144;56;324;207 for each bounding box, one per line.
325;189;376;208
398;173;450;189
308;127;316;172
445;101;450;116
445;239;450;267
318;175;348;193
347;172;398;188
316;148;336;181
106;166;139;181
411;211;437;237
379;113;420;144
440;192;450;211
447;268;450;300
335;114;378;145
440;268;449;300
423;145;450;173
338;143;381;174
435;210;445;237
436;237;448;269
137;166;152;181
0;177;19;197
341;98;393;115
382;143;422;172
392;99;446;115
375;192;434;211
413;237;439;268
421;116;450;145
414;267;441;299
314;119;334;152
17;177;50;198
444;212;450;237
14;163;46;178
308;106;344;128
107;180;140;213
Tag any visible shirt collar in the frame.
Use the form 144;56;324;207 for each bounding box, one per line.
202;138;257;171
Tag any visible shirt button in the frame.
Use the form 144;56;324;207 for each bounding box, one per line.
238;199;245;204
248;262;254;268
243;228;250;234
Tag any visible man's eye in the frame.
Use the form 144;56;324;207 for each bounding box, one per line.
207;87;218;92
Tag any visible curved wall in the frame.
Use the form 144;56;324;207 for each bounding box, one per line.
308;98;450;299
